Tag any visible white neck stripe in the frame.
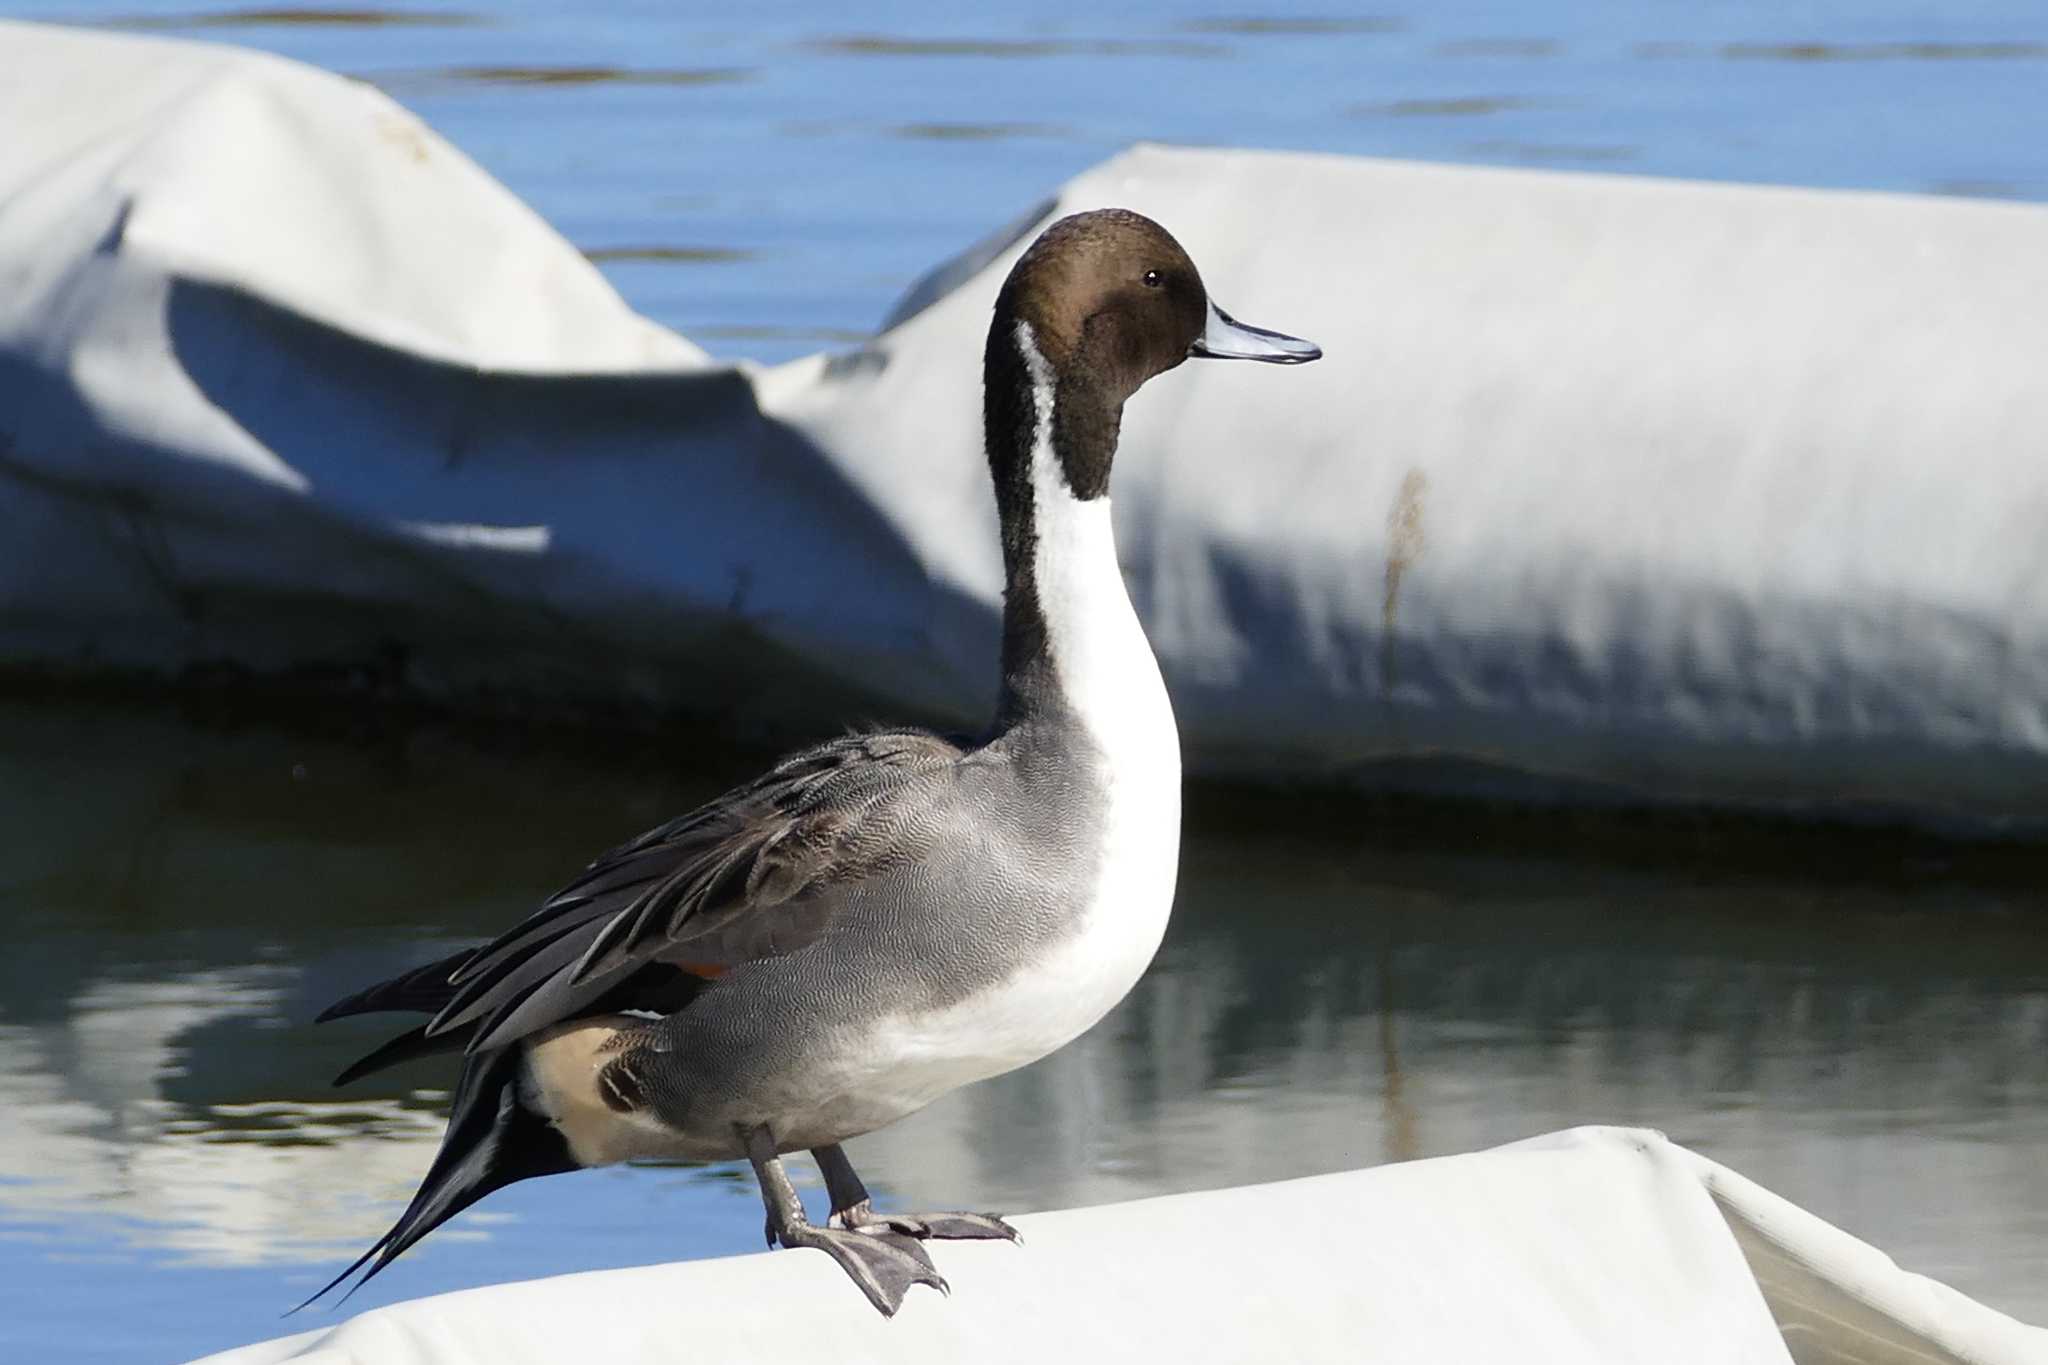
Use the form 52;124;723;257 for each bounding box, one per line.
1010;321;1178;769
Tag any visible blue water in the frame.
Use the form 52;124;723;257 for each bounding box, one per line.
3;3;2047;1360
14;0;2046;364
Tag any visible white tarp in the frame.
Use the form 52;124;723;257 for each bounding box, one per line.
189;1127;2046;1365
3;21;2047;826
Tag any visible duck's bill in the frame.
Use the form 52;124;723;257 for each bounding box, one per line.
1190;303;1321;364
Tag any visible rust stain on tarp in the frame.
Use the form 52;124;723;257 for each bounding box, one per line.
1381;468;1427;697
374;112;431;165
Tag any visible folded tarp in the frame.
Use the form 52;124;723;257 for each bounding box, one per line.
189;1127;2045;1365
4;21;2047;827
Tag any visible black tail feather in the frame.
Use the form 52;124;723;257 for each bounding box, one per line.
295;1047;575;1311
322;949;707;1088
330;1022;478;1088
316;948;477;1023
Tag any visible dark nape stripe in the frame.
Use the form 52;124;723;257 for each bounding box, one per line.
983;311;1057;722
984;299;1131;723
1052;365;1120;501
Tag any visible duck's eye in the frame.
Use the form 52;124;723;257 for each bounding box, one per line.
1142;269;1163;289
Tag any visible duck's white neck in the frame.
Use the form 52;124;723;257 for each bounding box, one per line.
1011;323;1179;779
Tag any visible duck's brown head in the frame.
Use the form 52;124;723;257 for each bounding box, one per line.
992;208;1319;411
980;207;1320;713
985;207;1319;515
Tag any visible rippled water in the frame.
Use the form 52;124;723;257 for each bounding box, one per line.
2;696;2045;1361
6;1;2048;1360
17;0;2048;364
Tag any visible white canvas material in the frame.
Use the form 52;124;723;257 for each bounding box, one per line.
190;1127;2047;1365
5;18;2048;829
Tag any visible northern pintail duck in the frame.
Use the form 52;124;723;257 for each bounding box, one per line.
312;208;1319;1315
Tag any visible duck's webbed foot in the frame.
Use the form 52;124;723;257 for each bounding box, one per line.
814;1143;1023;1244
742;1126;947;1317
772;1218;947;1316
834;1204;1021;1242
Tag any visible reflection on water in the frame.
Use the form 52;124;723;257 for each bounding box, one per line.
1181;17;1407;36
367;64;758;92
801;34;1227;60
1929;179;2028;200
887;121;1074;143
88;6;487;28
1;697;2044;1360
1715;41;2048;62
1365;95;1557;117
1435;37;1561;58
1465;138;1635;163
578;245;756;264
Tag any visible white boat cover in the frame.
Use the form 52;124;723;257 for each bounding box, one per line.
4;20;2048;826
190;1126;2045;1365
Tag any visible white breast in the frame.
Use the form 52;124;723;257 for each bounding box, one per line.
831;323;1182;1128
1009;322;1183;1033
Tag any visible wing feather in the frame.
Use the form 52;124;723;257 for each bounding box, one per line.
428;729;962;1054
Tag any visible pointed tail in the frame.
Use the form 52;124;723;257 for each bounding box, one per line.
297;1045;574;1310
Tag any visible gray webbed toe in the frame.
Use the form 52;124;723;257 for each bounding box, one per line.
846;1209;1022;1244
776;1223;949;1317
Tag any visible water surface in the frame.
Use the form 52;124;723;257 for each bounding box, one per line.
16;0;2048;362
1;697;2043;1361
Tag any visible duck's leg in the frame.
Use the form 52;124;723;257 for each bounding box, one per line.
740;1124;947;1316
813;1142;1021;1244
